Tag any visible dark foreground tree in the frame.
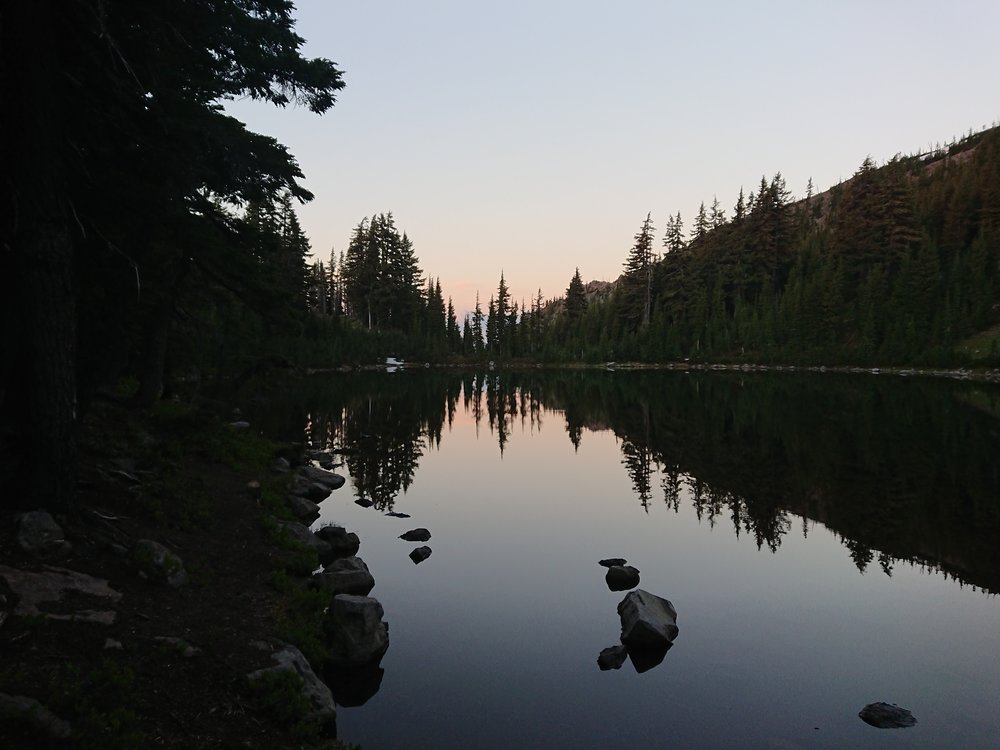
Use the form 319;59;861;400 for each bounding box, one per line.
0;0;344;510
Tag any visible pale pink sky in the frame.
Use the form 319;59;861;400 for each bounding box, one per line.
227;0;1000;319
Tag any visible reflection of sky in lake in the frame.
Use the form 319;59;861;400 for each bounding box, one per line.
315;390;1000;750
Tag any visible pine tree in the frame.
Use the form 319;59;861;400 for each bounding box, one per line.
620;212;655;328
710;195;727;228
692;202;710;241
565;267;587;320
663;212;686;254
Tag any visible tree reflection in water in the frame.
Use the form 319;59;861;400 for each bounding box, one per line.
258;369;1000;593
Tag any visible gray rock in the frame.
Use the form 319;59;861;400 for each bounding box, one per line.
16;511;68;556
104;638;123;651
229;420;251;430
617;589;678;648
271;456;291;473
134;539;188;587
0;693;72;740
599;558;627;568
859;702;917;728
297;465;346;490
288;496;321;522
248;644;336;727
355;498;375;508
0;564;121;624
314;526;361;559
326;594;389;667
409;546;432;564
605;565;640;592
399;528;431;542
314;556;375;596
289;478;331;501
385;511;411;518
597;645;628;671
278;522;333;563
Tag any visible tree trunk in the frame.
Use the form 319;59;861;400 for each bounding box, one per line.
2;0;78;511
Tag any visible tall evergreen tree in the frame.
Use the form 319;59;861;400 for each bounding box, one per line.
565;268;588;320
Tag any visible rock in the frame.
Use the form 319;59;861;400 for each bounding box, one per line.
325;594;389;667
409;546;432;564
385;511;411;518
278;522;333;564
288;496;320;522
297;465;346;490
354;498;375;508
229;420;251;430
246;480;261;497
605;565;640;592
399;528;431;542
597;645;628;671
313;526;361;559
324;661;385;707
104;638;123;651
248;644;336;728
0;564;121;624
0;693;72;740
617;589;678;648
16;511;69;556
288;478;331;501
599;558;627;568
858;702;917;729
271;456;291;473
134;539;188;587
314;556;375;596
627;642;671;673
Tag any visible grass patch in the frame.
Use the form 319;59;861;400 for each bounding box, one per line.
50;659;146;750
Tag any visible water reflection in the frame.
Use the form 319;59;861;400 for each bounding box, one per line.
254;370;1000;594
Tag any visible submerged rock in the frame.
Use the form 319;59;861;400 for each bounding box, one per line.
597;645;628;671
325;594;389;667
314;556;375;596
355;498;375;508
605;565;640;591
626;642;671;673
409;546;432;564
385;511;411;518
324;661;385;708
599;558;627;568
399;528;431;542
617;589;678;648
859;702;917;728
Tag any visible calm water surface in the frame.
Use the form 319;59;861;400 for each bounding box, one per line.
257;371;1000;749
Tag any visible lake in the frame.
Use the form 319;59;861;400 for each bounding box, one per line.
255;369;1000;749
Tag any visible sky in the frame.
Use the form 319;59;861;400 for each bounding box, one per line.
226;0;1000;319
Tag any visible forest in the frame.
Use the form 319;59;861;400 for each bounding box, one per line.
309;127;1000;367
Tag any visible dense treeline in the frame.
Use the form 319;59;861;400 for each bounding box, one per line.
542;127;1000;365
326;126;1000;367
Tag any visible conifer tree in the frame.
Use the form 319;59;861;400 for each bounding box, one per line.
620;213;655;328
565;267;588;320
692;202;710;241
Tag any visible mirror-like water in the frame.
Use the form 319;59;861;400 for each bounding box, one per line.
255;370;1000;749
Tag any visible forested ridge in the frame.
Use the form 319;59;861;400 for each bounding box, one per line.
311;125;1000;367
